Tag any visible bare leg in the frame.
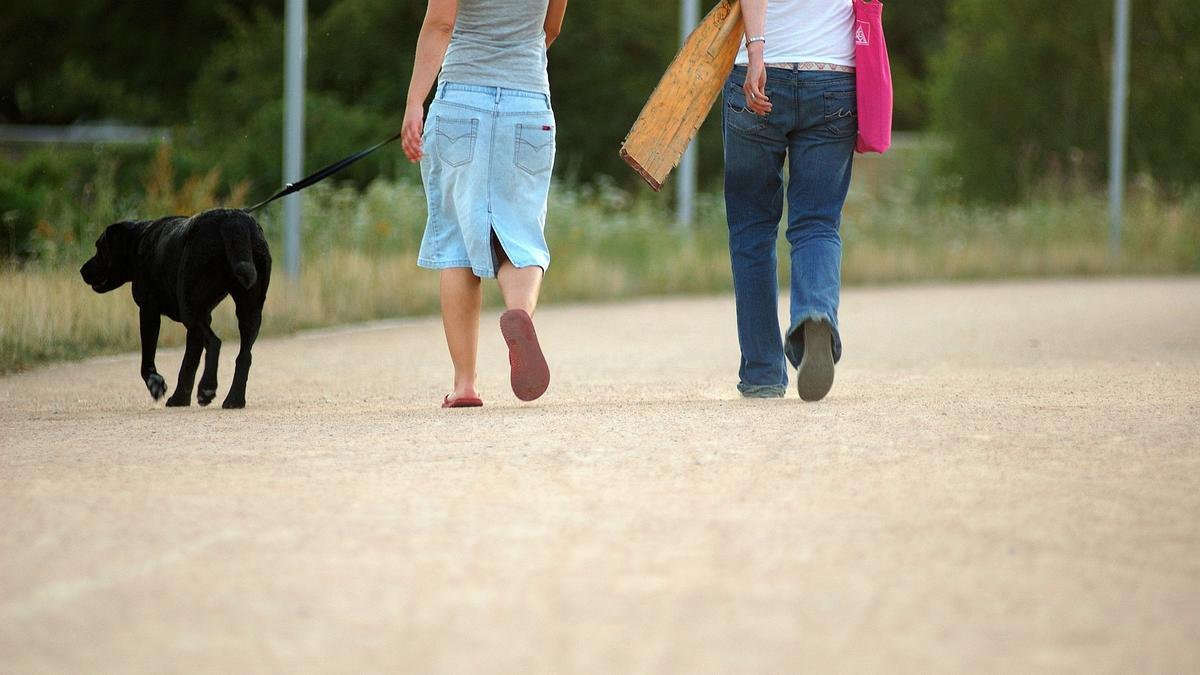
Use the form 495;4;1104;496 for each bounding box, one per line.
440;268;483;400
495;246;544;315
493;243;549;401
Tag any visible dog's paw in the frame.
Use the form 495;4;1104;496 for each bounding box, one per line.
197;387;217;407
165;393;191;407
221;396;246;410
146;373;168;400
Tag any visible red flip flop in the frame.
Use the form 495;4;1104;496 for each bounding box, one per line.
499;309;550;402
442;394;483;409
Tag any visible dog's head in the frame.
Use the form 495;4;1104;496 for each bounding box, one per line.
80;222;142;293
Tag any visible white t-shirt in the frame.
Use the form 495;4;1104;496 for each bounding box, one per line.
735;0;856;67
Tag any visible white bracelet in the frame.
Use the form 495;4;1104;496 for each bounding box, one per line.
746;36;766;47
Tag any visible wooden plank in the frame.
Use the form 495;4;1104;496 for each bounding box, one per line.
620;0;744;191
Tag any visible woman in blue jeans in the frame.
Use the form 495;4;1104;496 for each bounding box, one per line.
724;0;857;401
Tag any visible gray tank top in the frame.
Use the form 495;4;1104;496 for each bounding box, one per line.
440;0;551;95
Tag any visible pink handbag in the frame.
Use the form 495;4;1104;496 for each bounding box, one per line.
853;0;893;154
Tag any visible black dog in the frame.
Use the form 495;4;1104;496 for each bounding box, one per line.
80;209;271;409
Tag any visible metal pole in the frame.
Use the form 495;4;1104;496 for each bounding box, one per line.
284;0;307;278
677;0;700;228
1108;0;1131;256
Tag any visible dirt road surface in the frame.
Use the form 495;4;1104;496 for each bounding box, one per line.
2;278;1199;673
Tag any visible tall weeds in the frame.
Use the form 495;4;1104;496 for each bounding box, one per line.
2;156;1197;373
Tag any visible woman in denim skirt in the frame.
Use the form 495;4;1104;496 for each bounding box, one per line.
402;0;568;408
724;0;857;402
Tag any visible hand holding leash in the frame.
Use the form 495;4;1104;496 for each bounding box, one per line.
402;105;425;163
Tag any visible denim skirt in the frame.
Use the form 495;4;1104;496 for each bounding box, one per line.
418;82;556;278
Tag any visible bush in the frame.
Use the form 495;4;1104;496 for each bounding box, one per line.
0;173;40;257
930;0;1200;202
184;0;948;192
4;0;952;198
0;146;157;256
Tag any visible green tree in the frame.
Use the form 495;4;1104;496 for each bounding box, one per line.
186;0;682;189
881;0;948;129
2;0;951;191
185;2;420;193
930;0;1200;201
0;1;340;124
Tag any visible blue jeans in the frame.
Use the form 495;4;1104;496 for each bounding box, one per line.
722;66;856;396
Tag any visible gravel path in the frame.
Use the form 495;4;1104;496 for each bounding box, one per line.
2;278;1198;673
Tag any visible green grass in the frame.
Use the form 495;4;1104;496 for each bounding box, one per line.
2;151;1198;374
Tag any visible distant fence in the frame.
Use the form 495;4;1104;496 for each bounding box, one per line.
0;124;171;159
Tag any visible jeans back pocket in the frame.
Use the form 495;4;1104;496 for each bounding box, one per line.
436;117;479;167
822;91;858;138
514;124;555;175
725;82;769;134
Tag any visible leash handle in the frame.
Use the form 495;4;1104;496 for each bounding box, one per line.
244;131;403;213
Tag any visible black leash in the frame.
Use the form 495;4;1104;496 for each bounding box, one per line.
244;131;403;213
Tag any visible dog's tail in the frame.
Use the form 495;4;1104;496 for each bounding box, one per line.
220;215;259;289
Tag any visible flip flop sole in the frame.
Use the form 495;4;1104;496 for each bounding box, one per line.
443;395;483;408
500;310;550;402
796;320;835;402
